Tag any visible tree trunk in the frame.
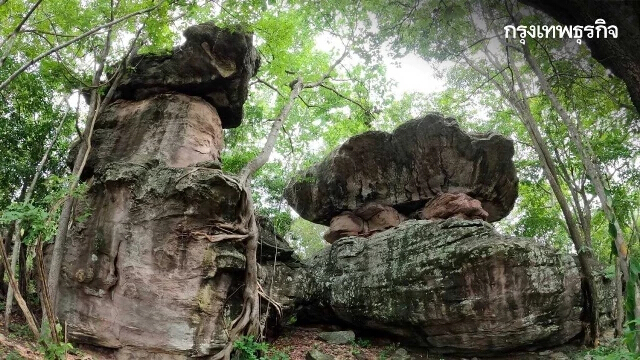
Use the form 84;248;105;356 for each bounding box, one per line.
0;235;38;338
616;257;624;337
4;105;70;329
0;223;14;296
522;44;630;282
18;243;27;298
552;146;592;247
461;45;600;345
0;0;44;68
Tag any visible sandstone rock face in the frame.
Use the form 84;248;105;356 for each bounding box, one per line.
302;220;584;355
420;193;489;220
83;94;224;179
56;22;261;359
58;165;248;359
284;114;518;225
114;22;259;128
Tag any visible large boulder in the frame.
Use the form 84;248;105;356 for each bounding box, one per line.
284;114;518;225
300;219;584;355
57;164;249;358
257;216;296;262
113;22;259;128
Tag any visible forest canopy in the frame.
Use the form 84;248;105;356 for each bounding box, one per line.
1;0;640;358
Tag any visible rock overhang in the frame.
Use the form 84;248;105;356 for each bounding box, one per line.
284;113;519;226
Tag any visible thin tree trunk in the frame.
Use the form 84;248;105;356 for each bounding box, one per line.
4;104;70;329
522;44;630;282
616;257;624;337
46;23;143;322
238;79;303;185
461;46;600;345
213;47;350;360
0;236;38;338
0;222;14;295
0;0;44;67
18;243;27;297
553;146;592;247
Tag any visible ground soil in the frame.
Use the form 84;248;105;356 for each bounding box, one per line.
0;314;599;360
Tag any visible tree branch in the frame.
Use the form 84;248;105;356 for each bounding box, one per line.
0;0;44;67
0;0;165;92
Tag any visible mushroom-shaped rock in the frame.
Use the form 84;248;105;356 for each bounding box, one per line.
284;114;518;224
113;22;259;128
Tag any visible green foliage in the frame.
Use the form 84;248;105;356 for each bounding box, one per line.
8;323;32;340
286;218;326;259
377;343;398;360
0;174;87;245
584;337;638;359
38;322;73;360
625;256;640;351
5;351;25;360
232;336;289;360
350;338;371;348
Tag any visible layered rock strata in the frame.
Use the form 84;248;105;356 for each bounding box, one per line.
55;22;262;359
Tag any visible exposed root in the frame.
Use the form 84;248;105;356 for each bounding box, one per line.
258;282;282;318
201;175;261;360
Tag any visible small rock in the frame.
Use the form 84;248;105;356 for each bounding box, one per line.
550;352;569;360
306;349;334;360
317;330;356;344
390;348;410;360
538;350;553;356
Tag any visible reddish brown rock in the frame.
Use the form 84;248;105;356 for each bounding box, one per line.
79;93;224;179
420;193;489;221
324;212;364;244
324;204;408;243
355;203;407;235
55;22;263;359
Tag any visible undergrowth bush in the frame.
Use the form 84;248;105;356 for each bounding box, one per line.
232;335;289;360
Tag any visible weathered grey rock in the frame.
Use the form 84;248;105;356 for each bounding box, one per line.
78;93;224;179
113;22;259;128
284;114;518;225
302;219;583;355
317;330;355;344
389;348;410;360
306;349;335;360
257;215;296;262
55;164;249;358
